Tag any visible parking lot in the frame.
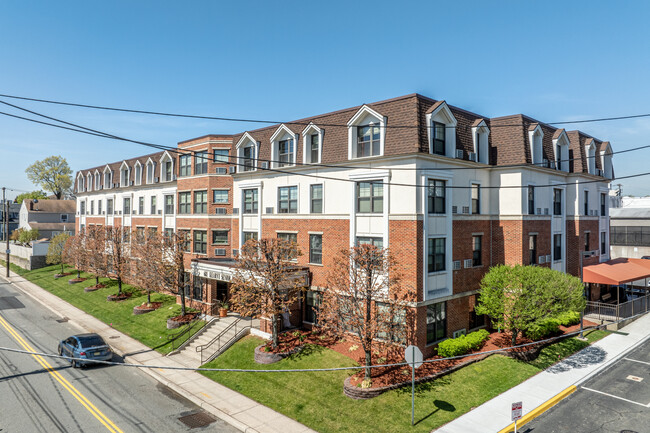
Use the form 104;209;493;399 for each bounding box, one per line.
523;337;650;433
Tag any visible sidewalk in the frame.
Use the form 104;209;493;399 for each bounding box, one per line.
2;270;316;433
434;311;650;433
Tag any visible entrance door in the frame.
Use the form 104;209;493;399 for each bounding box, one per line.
216;281;228;302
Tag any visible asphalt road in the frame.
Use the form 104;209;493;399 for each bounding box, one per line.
522;336;650;433
0;277;239;433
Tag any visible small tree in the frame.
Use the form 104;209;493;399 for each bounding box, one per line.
105;226;129;296
46;232;70;274
475;264;586;346
318;244;412;383
229;238;304;349
131;229;164;305
63;234;86;279
85;226;108;287
157;231;191;317
19;228;40;246
25;156;73;199
14;190;47;204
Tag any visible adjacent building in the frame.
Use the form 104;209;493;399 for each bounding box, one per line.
74;93;614;356
19;198;76;239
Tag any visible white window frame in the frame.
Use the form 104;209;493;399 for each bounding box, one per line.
236;132;259;172
585;139;596;174
103;166;112;189
347;105;386;160
160;151;175;182
146;158;155;184
302;123;324;164
471;120;490;164
600;142;613;179
134;161;142;186
426;102;458;158
528;124;544;166
119;161;130;188
552;130;570;172
94;170;100;190
270;124;299;168
86;173;92;192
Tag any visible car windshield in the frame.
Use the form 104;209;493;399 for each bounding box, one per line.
78;336;106;348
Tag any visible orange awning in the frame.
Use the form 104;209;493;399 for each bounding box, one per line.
582;258;650;285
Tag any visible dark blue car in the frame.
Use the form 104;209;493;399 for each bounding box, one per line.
58;333;113;368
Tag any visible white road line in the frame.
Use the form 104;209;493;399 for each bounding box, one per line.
624;357;650;366
581;387;650;408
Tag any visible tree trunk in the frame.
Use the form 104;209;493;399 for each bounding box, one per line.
271;313;279;349
95;275;99;285
178;269;186;316
364;349;372;381
60;263;64;274
511;329;518;347
147;290;151;304
117;277;122;295
76;269;80;279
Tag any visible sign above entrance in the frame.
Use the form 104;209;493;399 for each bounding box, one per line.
202;270;232;281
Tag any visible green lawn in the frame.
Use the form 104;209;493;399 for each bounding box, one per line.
202;330;608;433
2;262;203;354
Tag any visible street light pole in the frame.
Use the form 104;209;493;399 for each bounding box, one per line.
3;187;9;278
579;251;591;340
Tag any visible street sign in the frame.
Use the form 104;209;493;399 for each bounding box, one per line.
405;345;423;369
511;401;523;421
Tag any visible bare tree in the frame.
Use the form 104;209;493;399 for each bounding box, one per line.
318;244;413;383
131;229;164;305
62;233;87;280
229;238;304;349
156;231;191;317
85;226;108;288
105;226;130;296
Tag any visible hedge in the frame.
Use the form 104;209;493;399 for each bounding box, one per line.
436;329;490;358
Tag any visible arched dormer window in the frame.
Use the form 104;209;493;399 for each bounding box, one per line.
585;139;596;175
146;158;155;184
347;105;386;159
160;151;174;182
103;166;113;189
86;173;92;192
236;132;259;172
302;123;324;164
552;129;570;172
270;124;299;168
94;170;101;190
134;161;142;186
77;173;85;192
528;124;544;166
471;119;490;164
120;162;130;187
425;101;458;158
600;142;613;179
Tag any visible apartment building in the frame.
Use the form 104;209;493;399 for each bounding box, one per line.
75;93;613;356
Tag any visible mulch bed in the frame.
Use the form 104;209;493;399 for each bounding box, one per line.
267;319;598;391
68;277;87;284
133;302;163;315
84;284;107;292
166;313;198;329
106;293;132;302
54;272;73;279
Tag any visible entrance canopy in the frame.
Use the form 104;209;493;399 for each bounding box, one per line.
582;258;650;285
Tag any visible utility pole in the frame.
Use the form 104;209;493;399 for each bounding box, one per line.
3;187;9;277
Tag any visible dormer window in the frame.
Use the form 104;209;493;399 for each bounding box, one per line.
425;101;457;158
146;160;155;183
94;171;100;190
471;120;490;164
347;105;386;159
270;125;298;168
278;139;294;167
528;124;544;166
585;140;596;174
134;162;142;186
600;142;613;179
236;132;259;172
78;175;85;192
302;123;323;164
160;151;174;182
120;163;130;187
103;167;112;189
86;174;92;192
552;129;570;172
243;146;255;171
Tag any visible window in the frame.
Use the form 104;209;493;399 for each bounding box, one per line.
98;200;102;215
212;230;228;245
164;228;173;241
278;186;298;214
123;197;131;215
214;149;229;163
472;235;482;266
428;238;445;272
529;234;537;265
310;134;319;163
432;122;446;155
107;199;114;214
471;183;480;214
553;189;562;216
163;161;172;181
193;230;207;254
278;139;294;167
584;191;589;216
121;167;129;187
151;196;157;214
179;230;191;252
468;295;485;330
164;195;174;214
192;276;203;301
80;201;86;215
554;234;562;261
356;125;380;157
90;201;94;215
556;143;562;170
134;164;142;185
242;146;254;171
104;171;112;189
138;197;144;214
243;231;258;242
310;184;323;213
195;151;208;175
277;232;297;244
600;193;607;216
178;192;191;214
528;185;535;215
305;291;320;324
61;214;69;222
585;232;590;251
213;190;229;204
243;189;258;214
356;237;383;249
428;179;446;214
309;234;322;264
136;227;145;244
426;302;446;344
376;302;406;343
601;232;607;254
357;181;383;213
146;162;154;184
179;155;191;177
194;191;207;214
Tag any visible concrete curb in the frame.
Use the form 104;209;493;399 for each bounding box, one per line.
497;386;577;433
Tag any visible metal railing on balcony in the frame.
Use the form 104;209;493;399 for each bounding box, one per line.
585;293;650;322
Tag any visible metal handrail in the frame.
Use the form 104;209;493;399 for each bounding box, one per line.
585;293;650;322
167;311;208;352
196;315;253;364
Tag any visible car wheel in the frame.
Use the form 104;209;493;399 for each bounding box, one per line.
72;359;78;368
58;346;62;356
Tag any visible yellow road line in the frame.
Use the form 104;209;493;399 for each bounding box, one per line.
0;314;124;433
497;386;577;433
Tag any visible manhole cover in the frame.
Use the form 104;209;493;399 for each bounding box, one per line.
626;375;643;382
620;430;638;433
56;318;69;323
178;411;216;429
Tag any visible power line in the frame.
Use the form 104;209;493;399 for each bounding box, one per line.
1;92;649;129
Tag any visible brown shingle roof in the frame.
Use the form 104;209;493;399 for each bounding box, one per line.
23;199;76;214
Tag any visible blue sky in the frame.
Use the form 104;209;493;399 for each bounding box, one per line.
1;0;650;199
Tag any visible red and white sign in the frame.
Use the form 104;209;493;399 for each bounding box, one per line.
511;401;523;421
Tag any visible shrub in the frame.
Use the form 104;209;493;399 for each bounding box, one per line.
18;228;40;246
555;311;580;327
526;318;561;340
437;329;490;358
